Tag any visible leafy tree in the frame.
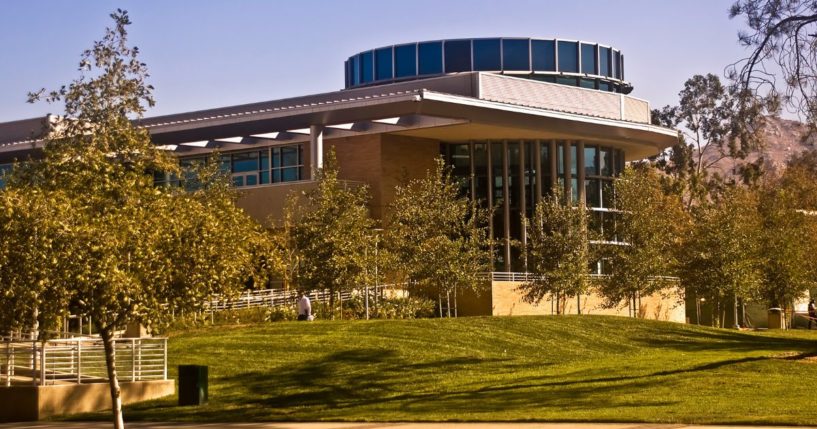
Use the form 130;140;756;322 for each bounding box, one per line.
0;11;268;428
386;158;491;317
680;185;763;328
757;164;817;313
518;188;593;315
651;74;767;208
729;0;817;125
598;166;687;316
286;149;374;315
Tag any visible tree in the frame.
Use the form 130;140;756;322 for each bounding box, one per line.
680;185;763;328
729;0;817;125
0;11;269;428
286;149;374;315
651;74;767;208
518;188;593;315
598;166;687;316
386;158;491;317
757;163;817;314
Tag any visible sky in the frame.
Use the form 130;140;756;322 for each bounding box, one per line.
0;0;749;122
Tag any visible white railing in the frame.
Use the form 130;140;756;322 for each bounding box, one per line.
483;272;680;283
206;283;405;311
1;337;167;387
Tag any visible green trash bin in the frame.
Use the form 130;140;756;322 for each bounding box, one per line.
178;365;208;406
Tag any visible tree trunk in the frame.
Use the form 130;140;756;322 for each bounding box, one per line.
446;291;451;318
733;294;740;329
329;287;336;320
100;328;124;429
577;294;581;315
438;294;443;318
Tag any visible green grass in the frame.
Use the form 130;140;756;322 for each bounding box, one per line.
70;316;817;425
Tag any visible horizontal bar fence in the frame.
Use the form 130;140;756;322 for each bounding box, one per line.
1;337;167;387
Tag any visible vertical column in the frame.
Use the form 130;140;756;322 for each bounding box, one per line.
518;141;527;271
469;141;476;201
486;142;494;270
310;124;324;179
502;140;511;272
534;140;542;206
563;141;572;201
577;141;585;206
549;140;558;196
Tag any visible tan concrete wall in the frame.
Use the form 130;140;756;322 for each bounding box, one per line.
491;281;685;322
379;134;440;222
327;134;383;219
0;379;174;422
235;181;317;226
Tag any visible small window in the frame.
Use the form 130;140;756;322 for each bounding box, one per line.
531;39;556;71
394;44;417;78
581;43;597;74
473;39;501;71
375;47;393;81
584;146;598;176
502;39;530;71
418;41;443;75
444;39;472;73
599;47;611;77
360;51;374;83
557;41;578;73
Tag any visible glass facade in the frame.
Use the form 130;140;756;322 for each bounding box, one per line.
346;38;629;93
441;140;625;271
0;163;11;189
155;144;303;189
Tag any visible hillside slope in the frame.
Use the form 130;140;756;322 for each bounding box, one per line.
72;316;817;425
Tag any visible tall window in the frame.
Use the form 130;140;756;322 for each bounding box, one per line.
0;163;12;189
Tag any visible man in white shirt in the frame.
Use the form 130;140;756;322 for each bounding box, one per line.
297;292;312;321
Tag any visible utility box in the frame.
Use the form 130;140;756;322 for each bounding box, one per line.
768;308;786;330
178;365;208;406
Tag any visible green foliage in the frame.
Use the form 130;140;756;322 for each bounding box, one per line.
386;158;492;307
72;316;817;425
519;188;593;314
598;166;687;313
0;11;270;428
277;149;374;310
680;185;764;326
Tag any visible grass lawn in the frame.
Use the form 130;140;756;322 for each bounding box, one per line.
68;316;817;425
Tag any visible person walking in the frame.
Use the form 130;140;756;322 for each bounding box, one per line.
297;291;312;321
808;299;816;330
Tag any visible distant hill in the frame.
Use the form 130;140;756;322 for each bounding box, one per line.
705;116;816;178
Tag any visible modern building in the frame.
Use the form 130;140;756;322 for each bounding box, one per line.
0;37;682;320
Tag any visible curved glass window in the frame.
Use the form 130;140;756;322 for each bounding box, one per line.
556;76;577;86
557;41;578;73
581;43;597;74
360;51;374;83
599;46;611;77
473;38;501;71
375;47;393;81
418;41;443;75
394;44;417;78
444;40;471;73
580;78;595;89
531;39;556;71
612;50;620;79
503;39;530;71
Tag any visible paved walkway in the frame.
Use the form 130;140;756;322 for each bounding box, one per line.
2;423;815;429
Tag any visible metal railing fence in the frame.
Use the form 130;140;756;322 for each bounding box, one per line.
1;337;167;387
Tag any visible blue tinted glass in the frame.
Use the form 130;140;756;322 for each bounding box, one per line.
260;171;270;184
599;81;611;91
556;76;578;86
444;40;471;73
557;41;578;73
375;47;393;81
0;164;10;189
281;147;299;166
361;51;374;83
272;147;281;168
260;151;269;170
531;40;556;71
580;78;595;89
581;44;597;74
599;47;611;77
418;42;443;75
232;152;259;173
612;50;620;79
473;39;501;71
502;39;530;71
351;56;360;85
619;54;624;80
245;175;258;186
395;44;417;78
232;176;244;187
345;60;350;87
282;167;299;182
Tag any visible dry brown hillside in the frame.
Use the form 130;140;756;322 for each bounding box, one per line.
704;116;817;178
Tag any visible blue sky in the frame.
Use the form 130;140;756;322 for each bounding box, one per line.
0;0;748;122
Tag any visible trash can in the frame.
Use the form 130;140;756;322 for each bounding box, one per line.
178;365;208;406
768;308;785;330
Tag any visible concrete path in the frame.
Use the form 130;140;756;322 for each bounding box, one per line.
2;423;815;429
